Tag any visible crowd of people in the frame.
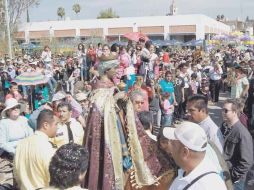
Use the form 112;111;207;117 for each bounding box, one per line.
0;37;254;190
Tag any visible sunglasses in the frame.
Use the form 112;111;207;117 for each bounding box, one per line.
134;100;144;105
222;108;232;113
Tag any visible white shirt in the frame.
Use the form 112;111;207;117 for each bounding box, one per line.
149;53;158;71
169;157;227;190
50;118;84;148
231;75;249;99
209;66;223;81
215;53;223;62
0;116;33;155
41;51;52;62
199;116;224;153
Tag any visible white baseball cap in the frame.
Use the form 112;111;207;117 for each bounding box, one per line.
163;121;207;152
52;91;66;102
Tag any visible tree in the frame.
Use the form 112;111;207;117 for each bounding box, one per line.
72;3;81;16
0;1;5;25
57;7;65;20
97;8;119;19
0;0;7;54
0;0;39;51
7;0;39;30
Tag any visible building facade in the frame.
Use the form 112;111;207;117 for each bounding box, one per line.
15;14;230;43
222;18;254;36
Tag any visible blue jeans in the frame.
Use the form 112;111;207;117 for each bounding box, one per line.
234;179;245;190
21;86;28;97
44;61;51;69
48;77;57;92
162;113;173;127
83;59;92;81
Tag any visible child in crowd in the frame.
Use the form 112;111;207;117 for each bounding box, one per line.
198;77;211;102
161;92;174;127
148;80;161;134
5;82;23;101
190;73;199;95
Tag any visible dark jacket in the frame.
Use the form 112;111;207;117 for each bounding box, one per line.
223;121;253;183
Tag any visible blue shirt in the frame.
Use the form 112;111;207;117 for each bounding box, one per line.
0;116;33;155
34;86;49;109
159;79;174;102
159;79;174;93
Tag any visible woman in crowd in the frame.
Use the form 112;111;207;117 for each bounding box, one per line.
41;46;52;69
116;46;131;84
148;44;158;80
77;43;86;81
231;65;249;100
0;98;33;155
110;43;120;55
0;98;33;189
130;90;145;113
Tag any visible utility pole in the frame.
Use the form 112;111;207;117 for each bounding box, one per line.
4;0;12;58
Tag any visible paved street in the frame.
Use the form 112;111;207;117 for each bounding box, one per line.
208;92;230;126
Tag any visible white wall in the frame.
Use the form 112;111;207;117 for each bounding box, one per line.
18;14;231;41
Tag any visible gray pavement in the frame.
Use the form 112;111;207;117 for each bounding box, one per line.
208;92;230;126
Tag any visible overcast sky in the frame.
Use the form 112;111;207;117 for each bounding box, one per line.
25;0;254;22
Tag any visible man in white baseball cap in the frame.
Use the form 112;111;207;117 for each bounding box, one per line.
163;121;227;190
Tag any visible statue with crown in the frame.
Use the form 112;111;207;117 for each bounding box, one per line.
82;53;176;190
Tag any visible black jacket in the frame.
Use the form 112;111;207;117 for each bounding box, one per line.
223;121;253;182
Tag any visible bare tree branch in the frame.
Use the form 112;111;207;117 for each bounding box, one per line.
9;0;38;23
8;0;39;31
